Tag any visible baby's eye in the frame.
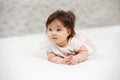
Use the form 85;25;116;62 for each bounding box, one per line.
48;28;52;31
56;29;62;32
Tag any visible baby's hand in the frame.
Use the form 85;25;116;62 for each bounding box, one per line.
63;55;79;65
63;55;72;65
70;55;79;65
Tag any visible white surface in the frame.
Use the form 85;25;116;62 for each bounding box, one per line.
0;25;120;80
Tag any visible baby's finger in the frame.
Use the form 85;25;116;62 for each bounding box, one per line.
66;61;72;65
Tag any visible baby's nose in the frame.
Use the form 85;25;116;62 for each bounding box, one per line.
51;31;57;35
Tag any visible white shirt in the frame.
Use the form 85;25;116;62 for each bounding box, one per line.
45;33;94;57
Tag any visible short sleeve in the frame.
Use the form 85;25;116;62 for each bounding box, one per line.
74;32;95;54
70;36;84;51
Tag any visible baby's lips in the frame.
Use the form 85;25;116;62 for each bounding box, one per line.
67;55;72;58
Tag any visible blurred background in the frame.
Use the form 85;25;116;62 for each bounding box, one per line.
0;0;120;37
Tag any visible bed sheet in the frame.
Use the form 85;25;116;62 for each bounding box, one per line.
0;25;120;80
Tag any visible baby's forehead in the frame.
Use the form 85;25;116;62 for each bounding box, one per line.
48;24;65;29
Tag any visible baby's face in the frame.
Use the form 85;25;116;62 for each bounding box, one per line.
47;19;70;46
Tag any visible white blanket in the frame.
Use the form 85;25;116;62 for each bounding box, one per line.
0;25;120;80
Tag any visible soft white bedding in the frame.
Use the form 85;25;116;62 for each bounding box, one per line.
0;25;120;80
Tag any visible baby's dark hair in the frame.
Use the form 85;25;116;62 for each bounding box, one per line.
46;10;76;39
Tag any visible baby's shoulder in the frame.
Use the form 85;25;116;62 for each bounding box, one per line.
69;35;84;45
70;32;85;41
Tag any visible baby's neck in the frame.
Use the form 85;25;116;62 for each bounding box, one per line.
57;39;68;48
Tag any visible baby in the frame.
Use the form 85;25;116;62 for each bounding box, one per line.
45;10;94;65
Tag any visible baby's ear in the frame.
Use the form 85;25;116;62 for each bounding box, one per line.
67;28;71;35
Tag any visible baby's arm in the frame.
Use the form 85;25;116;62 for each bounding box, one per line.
47;52;64;64
66;45;88;65
75;45;88;63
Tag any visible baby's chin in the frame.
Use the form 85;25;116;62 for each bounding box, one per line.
50;39;59;44
53;41;59;45
54;42;61;46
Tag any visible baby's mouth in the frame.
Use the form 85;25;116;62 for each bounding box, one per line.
52;37;57;40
